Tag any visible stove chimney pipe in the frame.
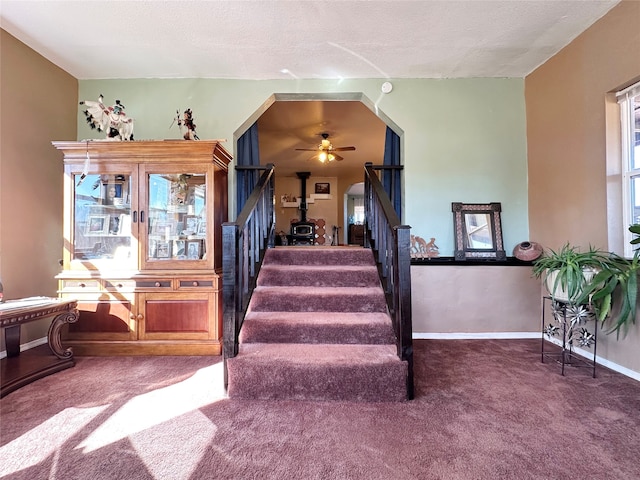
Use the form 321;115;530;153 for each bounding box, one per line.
296;172;311;222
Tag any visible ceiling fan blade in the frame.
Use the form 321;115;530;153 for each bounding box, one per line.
332;146;356;151
333;153;344;161
295;148;319;151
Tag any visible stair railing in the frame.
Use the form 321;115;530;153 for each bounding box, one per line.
364;163;414;399
222;164;275;386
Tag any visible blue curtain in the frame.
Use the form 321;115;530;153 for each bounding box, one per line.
236;122;260;215
382;126;402;218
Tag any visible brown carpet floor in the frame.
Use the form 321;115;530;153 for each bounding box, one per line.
1;339;639;479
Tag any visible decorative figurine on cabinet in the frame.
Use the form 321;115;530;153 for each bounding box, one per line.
174;108;200;140
80;95;134;141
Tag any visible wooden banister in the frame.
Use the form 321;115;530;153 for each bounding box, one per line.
222;164;275;386
364;163;414;399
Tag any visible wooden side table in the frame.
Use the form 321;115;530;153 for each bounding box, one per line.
1;297;78;398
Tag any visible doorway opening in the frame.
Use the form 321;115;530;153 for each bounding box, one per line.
345;182;365;245
233;92;404;240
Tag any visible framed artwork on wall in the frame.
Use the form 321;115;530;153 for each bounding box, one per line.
315;183;330;194
452;202;506;261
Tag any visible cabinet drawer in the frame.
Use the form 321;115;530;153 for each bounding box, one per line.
104;279;137;291
178;279;215;289
60;279;101;291
136;279;173;289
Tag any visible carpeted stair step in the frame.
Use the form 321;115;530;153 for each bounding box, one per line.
264;246;375;266
228;245;408;402
239;311;396;344
248;286;388;313
257;264;380;288
227;343;408;402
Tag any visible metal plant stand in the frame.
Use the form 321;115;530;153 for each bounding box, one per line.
541;296;597;377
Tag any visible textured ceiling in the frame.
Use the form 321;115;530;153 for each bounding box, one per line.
0;0;619;80
1;0;620;179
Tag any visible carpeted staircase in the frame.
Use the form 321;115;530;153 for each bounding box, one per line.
227;246;408;402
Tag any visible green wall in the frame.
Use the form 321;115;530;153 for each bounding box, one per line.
78;78;528;256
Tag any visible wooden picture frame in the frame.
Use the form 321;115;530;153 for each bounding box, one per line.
315;182;330;194
155;241;172;259
103;182;124;205
183;215;199;234
108;215;121;235
151;220;176;237
186;239;202;260
174;239;186;258
452;202;506;261
86;214;110;236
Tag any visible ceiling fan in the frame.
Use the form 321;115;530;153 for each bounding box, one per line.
295;133;356;163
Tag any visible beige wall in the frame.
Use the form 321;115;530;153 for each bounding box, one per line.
412;266;540;334
526;0;640;251
0;30;77;345
526;0;640;373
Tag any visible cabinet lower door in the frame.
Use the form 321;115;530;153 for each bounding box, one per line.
62;294;136;341
138;292;216;341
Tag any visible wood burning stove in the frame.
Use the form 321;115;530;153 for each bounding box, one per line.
291;172;315;245
291;222;315;245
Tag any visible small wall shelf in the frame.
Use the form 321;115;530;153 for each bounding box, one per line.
281;194;332;208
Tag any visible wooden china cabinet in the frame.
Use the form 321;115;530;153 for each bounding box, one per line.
52;140;231;355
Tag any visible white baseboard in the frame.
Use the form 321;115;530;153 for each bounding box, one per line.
413;332;640;381
0;336;48;360
414;332;540;340
542;336;640;382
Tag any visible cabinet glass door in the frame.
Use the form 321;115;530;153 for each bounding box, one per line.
72;172;135;269
143;168;210;268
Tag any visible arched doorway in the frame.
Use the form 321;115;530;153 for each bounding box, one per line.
233;93;403;243
345;182;365;245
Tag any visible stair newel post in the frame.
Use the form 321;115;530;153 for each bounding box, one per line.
223;164;276;391
222;222;241;387
395;225;414;400
242;223;251;300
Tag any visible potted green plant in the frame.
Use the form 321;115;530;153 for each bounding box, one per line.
532;243;607;303
533;235;640;339
572;224;640;338
574;250;639;338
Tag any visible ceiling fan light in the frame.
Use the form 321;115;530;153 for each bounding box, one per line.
321;139;331;149
319;152;327;162
328;153;335;162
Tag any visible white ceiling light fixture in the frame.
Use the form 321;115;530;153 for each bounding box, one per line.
381;81;393;94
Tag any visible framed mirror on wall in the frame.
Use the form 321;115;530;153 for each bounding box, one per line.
452;202;506;260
